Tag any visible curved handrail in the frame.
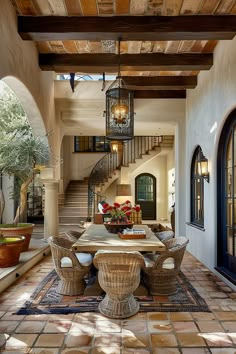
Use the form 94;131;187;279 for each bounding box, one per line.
87;151;119;220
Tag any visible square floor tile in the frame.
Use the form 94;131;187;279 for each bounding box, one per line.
64;332;93;347
200;332;232;347
122;321;147;333
94;333;122;347
34;333;65;347
173;321;198;332
150;333;178;347
6;333;38;349
43;320;72;333
15;321;45;333
122;332;150;348
176;333;206;347
197;320;223;332
148;321;172;333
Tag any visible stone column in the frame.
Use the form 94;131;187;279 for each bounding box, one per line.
43;180;59;240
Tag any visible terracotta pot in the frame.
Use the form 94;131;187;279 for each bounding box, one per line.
0;236;25;267
0;223;35;252
104;222;134;234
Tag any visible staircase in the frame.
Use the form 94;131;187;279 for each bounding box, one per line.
59;180;88;225
88;135;174;220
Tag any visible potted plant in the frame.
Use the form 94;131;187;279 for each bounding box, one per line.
0;82;50;251
0;235;25;267
102;200;140;234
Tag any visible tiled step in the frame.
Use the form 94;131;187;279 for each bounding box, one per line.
59;210;87;216
59;216;87;223
59;179;89;222
64;202;88;207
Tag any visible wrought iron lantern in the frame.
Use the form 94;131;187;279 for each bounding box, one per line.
197;150;209;182
105;41;134;141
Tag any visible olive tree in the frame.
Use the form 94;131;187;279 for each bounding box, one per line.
0;82;49;223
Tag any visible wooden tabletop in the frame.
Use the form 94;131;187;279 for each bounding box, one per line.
72;224;166;253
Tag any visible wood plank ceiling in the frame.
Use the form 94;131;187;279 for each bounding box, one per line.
11;0;236;98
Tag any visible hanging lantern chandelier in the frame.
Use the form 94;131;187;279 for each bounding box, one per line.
105;40;134;141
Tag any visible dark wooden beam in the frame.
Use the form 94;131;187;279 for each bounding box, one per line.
18;15;236;41
39;53;212;72
122;76;197;89
134;90;186;99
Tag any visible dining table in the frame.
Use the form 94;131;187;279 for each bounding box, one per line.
71;224;166;253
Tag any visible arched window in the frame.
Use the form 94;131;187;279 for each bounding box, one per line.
217;109;236;284
191;146;205;228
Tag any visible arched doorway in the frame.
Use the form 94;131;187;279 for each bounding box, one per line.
135;173;156;220
217;108;236;285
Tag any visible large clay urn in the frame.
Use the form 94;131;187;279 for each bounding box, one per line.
0;223;34;251
0;236;25;267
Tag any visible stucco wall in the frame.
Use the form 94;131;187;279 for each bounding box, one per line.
186;37;236;272
61;136;107;183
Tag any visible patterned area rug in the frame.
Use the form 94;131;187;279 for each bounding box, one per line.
16;270;210;315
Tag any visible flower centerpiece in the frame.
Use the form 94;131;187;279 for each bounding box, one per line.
102;200;141;234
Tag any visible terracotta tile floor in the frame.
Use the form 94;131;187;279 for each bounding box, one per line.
0;252;236;353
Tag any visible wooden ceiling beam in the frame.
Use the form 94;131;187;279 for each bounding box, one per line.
39;53;213;72
18;15;236;41
134;90;186;99
122;76;197;89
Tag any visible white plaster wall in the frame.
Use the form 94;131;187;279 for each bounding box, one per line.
130;155;167;220
186;36;236;272
61;136;107;184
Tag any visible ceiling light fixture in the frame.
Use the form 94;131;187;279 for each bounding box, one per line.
105;39;134;141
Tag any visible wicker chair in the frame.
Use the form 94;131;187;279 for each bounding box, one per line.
155;230;175;243
143;237;189;295
48;236;93;295
93;250;145;319
67;228;85;240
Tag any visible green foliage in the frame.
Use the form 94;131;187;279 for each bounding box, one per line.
0;82;50;183
0;81;50;221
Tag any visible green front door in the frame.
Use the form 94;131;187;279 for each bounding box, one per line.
135;173;156;220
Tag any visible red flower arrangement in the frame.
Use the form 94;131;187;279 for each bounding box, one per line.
102;200;141;224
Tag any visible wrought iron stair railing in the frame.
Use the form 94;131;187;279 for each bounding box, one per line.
88;151;119;220
87;135;174;220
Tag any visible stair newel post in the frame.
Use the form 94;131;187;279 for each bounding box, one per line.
131;138;134;163
134;137;137;160
135;137;138;159
138;136;143;157
143;136;146;155
122;141;126;167
139;136;141;158
109;153;112;178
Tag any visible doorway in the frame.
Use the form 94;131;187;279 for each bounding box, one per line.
135;173;156;220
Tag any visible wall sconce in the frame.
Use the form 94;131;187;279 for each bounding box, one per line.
198;152;209;182
116;184;131;196
110;141;119;153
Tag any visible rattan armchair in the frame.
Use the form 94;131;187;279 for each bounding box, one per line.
143;237;189;295
93;250;145;319
155;230;175;243
48;236;93;295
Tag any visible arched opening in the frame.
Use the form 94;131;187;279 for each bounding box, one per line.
0;77;49;223
217;108;236;285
